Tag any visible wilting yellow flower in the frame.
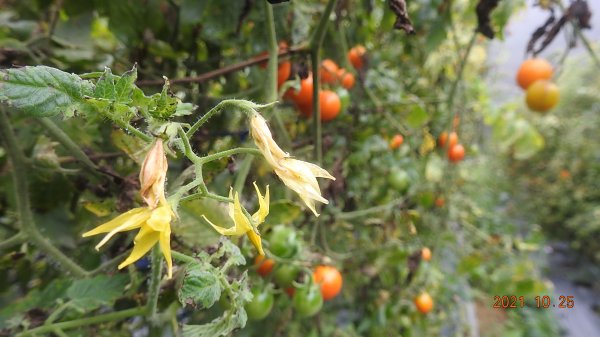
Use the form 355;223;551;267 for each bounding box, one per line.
203;183;269;255
250;113;334;216
82;139;174;278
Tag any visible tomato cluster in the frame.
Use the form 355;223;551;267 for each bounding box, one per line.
245;225;344;320
516;58;559;113
437;131;465;163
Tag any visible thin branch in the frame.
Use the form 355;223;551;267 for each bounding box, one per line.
136;45;309;87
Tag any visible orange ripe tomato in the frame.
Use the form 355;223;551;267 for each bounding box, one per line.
277;61;291;88
525;80;559;113
337;68;356;89
254;255;275;277
421;247;432;261
448;143;465;163
559;169;571;180
313;266;343;301
434;197;445;208
414;292;434;314
320;59;339;84
348;45;366;70
288;74;314;106
296;90;341;122
447;132;458;149
319;90;341;122
438;131;448;148
516;58;553;90
285;287;295;298
389;134;404;149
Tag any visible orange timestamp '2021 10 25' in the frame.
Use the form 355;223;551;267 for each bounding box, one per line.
493;295;575;309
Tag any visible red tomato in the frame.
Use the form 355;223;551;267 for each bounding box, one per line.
421;247;432;261
313;265;343;301
277;61;291;88
389;134;404;149
414;292;434;314
320;59;339;84
348;45;366;70
254;255;275;277
296;90;341;122
448;143;465;163
337;68;355;89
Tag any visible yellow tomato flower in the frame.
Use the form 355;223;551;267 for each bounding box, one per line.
250;113;334;216
82;139;174;278
203;183;269;255
82;204;173;278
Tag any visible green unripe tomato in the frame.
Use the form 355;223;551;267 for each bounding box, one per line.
273;264;300;287
245;286;274;321
268;225;300;259
389;170;410;192
293;283;323;318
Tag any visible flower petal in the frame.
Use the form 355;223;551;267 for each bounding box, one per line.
82;208;148;237
251;183;269;225
159;226;173;279
202;215;246;236
232;192;252;232
118;225;160;270
146;205;172;232
246;230;264;256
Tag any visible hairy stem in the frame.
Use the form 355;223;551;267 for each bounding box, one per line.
16;307;146;337
171;250;197;264
310;0;339;165
0;232;26;251
146;245;162;321
0;109;88;278
199;147;261;164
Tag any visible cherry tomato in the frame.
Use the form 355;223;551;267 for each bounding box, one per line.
320;90;341;122
389;134;404;149
438;131;448;148
434;197;445;208
288;74;314;106
320;59;339;84
447;143;465;163
336;88;350;112
268;225;300;259
414;292;434;314
254;255;275;276
313;265;343;301
525;80;559;113
245;286;274;321
388;170;410;192
421;247;432;261
348;45;366;70
293;283;323;317
516;58;553;90
277;61;291;88
337;68;355;89
296;90;341;122
447;131;458;149
274;264;300;287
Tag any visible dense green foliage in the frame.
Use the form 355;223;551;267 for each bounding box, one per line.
0;0;598;337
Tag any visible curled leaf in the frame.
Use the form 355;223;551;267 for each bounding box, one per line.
475;0;500;39
388;0;415;34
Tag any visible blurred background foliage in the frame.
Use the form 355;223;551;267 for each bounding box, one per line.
0;0;598;336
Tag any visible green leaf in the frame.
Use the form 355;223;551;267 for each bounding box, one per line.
149;79;178;119
178;263;221;309
114;66;138;104
176;198;228;247
267;200;302;225
66;274;128;309
406;104;429;128
0;66;92;117
182;273;251;337
93;68;116;100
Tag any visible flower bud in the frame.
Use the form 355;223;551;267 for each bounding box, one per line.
139;139;168;208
